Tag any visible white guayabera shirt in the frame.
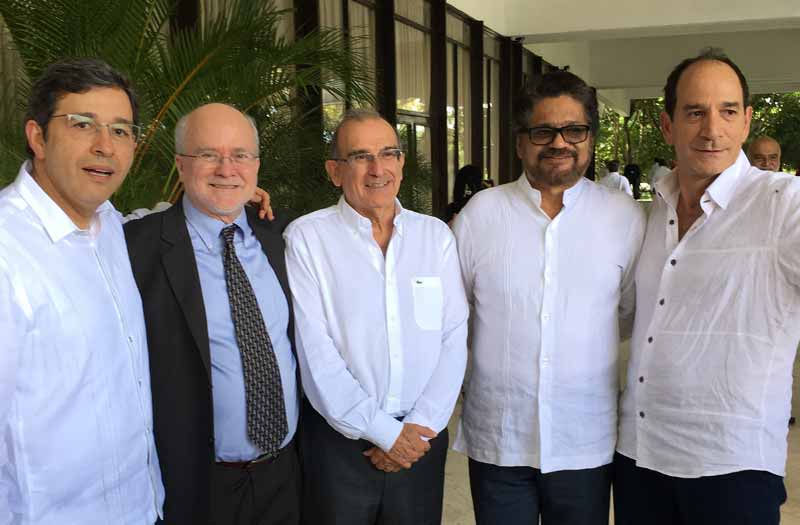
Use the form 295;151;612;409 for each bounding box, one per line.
284;197;468;452
453;175;645;473
618;151;800;478
0;164;164;525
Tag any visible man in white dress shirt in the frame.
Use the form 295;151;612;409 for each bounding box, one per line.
284;109;468;524
598;159;633;196
614;48;796;525
0;58;164;524
649;157;672;187
452;71;645;524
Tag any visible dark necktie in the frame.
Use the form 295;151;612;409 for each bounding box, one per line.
221;224;288;456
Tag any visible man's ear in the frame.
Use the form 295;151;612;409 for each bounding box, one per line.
325;160;342;187
25;120;46;159
660;111;674;146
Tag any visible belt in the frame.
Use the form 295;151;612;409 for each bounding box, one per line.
216;440;294;470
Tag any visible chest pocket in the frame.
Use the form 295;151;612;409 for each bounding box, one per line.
412;276;443;331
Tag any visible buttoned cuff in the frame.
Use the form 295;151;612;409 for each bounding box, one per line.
364;411;404;452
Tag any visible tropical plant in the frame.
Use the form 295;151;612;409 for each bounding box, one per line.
0;0;375;214
596;98;673;181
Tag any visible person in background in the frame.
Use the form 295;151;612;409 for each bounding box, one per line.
444;164;484;225
0;57;164;524
747;135;782;172
650;158;672;187
598;159;633;196
623;162;642;199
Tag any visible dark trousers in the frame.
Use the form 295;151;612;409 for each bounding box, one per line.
300;403;448;525
210;442;301;525
468;458;612;525
613;452;786;525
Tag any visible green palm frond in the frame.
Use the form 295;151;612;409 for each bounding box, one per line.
0;0;375;213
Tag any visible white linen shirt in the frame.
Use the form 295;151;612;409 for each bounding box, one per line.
284;197;468;452
617;151;800;478
452;175;645;473
0;164;164;524
598;171;633;197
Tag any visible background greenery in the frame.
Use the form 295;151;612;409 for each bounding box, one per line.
596;93;800;182
0;0;378;214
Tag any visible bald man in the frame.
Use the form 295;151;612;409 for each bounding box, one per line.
125;104;301;525
748;136;782;172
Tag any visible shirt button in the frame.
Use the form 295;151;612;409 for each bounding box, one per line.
542;314;551;322
670;259;677;266
669;219;675;225
648;337;653;343
639;411;645;418
128;336;134;343
639;376;644;383
659;298;665;306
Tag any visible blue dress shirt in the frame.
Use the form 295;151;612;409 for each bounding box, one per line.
183;196;298;461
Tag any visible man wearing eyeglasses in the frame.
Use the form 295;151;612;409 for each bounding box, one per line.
283;109;468;524
123;103;301;525
0;58;164;523
451;71;645;524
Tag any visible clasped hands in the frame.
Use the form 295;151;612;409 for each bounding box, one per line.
363;423;437;473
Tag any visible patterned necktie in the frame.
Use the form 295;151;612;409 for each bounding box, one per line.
221;224;288;456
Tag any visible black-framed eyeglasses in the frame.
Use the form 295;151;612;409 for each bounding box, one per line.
331;148;404;167
51;113;141;143
177;151;259;165
523;125;591;145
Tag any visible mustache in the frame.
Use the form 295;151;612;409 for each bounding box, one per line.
538;147;578;160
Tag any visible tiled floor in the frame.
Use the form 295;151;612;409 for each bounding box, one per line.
441;355;800;524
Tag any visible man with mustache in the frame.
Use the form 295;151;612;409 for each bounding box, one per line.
452;71;645;524
0;58;164;524
284;109;468;524
747;135;782;172
614;49;797;525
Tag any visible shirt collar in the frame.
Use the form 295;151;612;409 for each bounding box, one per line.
336;195;405;237
14;161;113;243
703;150;749;210
515;172;588;209
654;150;748;211
182;194;250;252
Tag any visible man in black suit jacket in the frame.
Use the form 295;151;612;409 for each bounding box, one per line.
125;103;300;525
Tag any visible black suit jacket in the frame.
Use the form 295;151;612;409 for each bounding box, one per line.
124;201;296;525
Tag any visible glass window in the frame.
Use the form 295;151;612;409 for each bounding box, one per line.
446;13;469;45
395;0;430;27
446;43;456;200
490;60;500;184
395;21;430;114
483;62;489;179
484;32;501;60
320;0;345;127
458;47;471;173
349;0;376;108
319;0;342;29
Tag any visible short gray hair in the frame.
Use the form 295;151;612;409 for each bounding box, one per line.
328;108;401;159
174;103;260;153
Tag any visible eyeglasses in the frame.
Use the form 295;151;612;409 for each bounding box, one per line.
51;113;141;143
523;125;591;145
331;148;404;167
177;151;260;165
